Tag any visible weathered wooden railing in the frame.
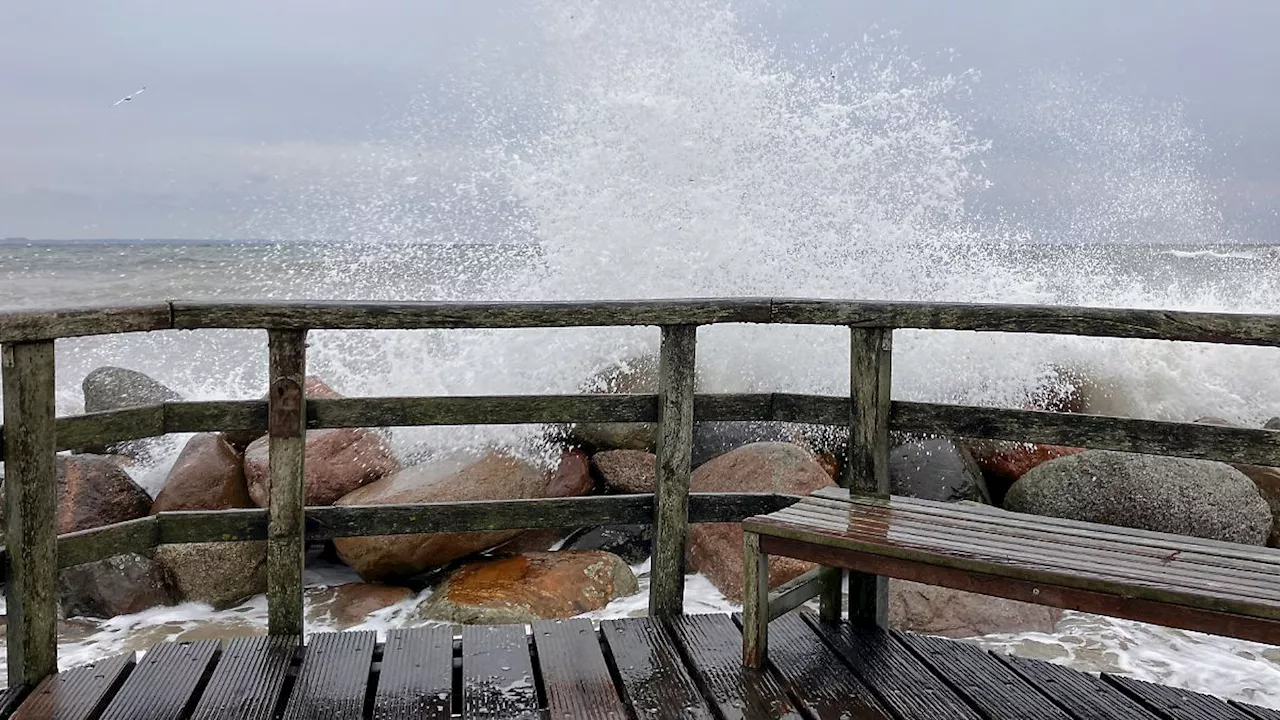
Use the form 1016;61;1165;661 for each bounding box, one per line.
2;298;1280;690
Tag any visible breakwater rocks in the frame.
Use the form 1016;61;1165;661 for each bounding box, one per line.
24;362;1280;639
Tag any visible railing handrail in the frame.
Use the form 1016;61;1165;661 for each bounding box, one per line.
3;297;1280;345
3;298;1279;689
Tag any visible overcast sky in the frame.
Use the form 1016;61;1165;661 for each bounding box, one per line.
3;1;1279;240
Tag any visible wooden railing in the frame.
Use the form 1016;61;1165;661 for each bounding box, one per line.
2;298;1280;689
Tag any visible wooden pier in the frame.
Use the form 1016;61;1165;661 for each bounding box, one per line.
2;297;1280;718
6;613;1280;720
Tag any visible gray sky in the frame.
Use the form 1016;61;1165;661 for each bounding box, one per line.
3;1;1279;240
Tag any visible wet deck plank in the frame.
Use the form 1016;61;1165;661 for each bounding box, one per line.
373;626;454;720
11;653;134;720
998;654;1164;720
280;631;375;720
751;613;892;719
1106;674;1257;720
897;631;1074;720
1235;700;1280;720
0;690;21;719
667;613;801;720
531;619;627;720
803;615;983;720
99;640;220;720
189;635;296;720
461;624;538;720
600;617;715;720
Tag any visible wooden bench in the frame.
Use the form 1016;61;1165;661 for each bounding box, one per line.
742;487;1280;668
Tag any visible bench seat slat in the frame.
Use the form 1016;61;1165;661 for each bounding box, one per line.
770;505;1280;598
801;494;1280;581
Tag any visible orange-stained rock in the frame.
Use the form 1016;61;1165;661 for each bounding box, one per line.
968;441;1085;507
417;551;638;624
244;427;400;507
686;442;835;602
151;433;252;513
545;450;594;497
590;450;656;494
816;453;840;480
306;583;413;629
333;452;548;581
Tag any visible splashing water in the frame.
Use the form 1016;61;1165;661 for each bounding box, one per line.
4;0;1280;707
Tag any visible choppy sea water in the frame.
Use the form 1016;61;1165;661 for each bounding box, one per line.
5;0;1280;706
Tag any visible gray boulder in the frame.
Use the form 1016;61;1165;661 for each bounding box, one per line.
1005;450;1271;545
59;553;177;618
154;541;267;609
889;438;990;504
1266;417;1280;431
81;366;183;460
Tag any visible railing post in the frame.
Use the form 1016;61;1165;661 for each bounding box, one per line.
267;329;307;636
650;324;696;617
2;341;59;687
844;327;892;627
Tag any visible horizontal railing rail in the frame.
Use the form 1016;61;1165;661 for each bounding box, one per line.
3;298;1280;344
2;297;1278;691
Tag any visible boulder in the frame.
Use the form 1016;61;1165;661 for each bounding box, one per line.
888;437;990;504
81;366;182;460
968;441;1084;508
1266;417;1280;431
223;375;346;450
154;541;268;609
1243;466;1280;547
417;551;638;624
564;525;652;565
58;553;177;619
1005;450;1271;545
686;442;836;601
332;452;549;581
591;450;655;494
566;355;661;451
306;583;413;629
244;427;400;507
691;421;798;468
1;455;153;534
889;580;1062;637
546;450;594;497
151;433;253;513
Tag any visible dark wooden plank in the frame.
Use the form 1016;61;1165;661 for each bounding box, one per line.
998;654;1165;720
651;324;697;617
600;617;715;720
189;635;296;720
1234;700;1280;720
801;614;982;720
667;614;802;719
99;640;220;720
11;652;134;720
769;298;1280;347
531;619;627;720
54;405;166;452
57;517;160;568
2;340;59;688
1106;674;1257;720
280;631;375;720
266;329;307;636
896;631;1074;720
751;613;892;719
0;303;171;343
461;624;538;720
760;532;1280;646
170;298;772;330
374;626;454;720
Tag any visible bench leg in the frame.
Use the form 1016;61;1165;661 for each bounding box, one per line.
818;567;844;624
849;571;888;627
743;531;769;669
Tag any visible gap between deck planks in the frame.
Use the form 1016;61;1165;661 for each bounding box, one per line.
3;614;1279;720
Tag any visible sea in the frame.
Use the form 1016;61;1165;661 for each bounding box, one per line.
5;0;1280;707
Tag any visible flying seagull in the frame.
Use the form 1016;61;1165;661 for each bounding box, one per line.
111;86;146;107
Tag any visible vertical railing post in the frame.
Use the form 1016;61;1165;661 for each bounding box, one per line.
266;329;307;636
649;324;696;617
2;341;59;687
844;327;893;626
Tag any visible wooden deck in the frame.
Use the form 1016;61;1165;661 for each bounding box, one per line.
2;613;1275;720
